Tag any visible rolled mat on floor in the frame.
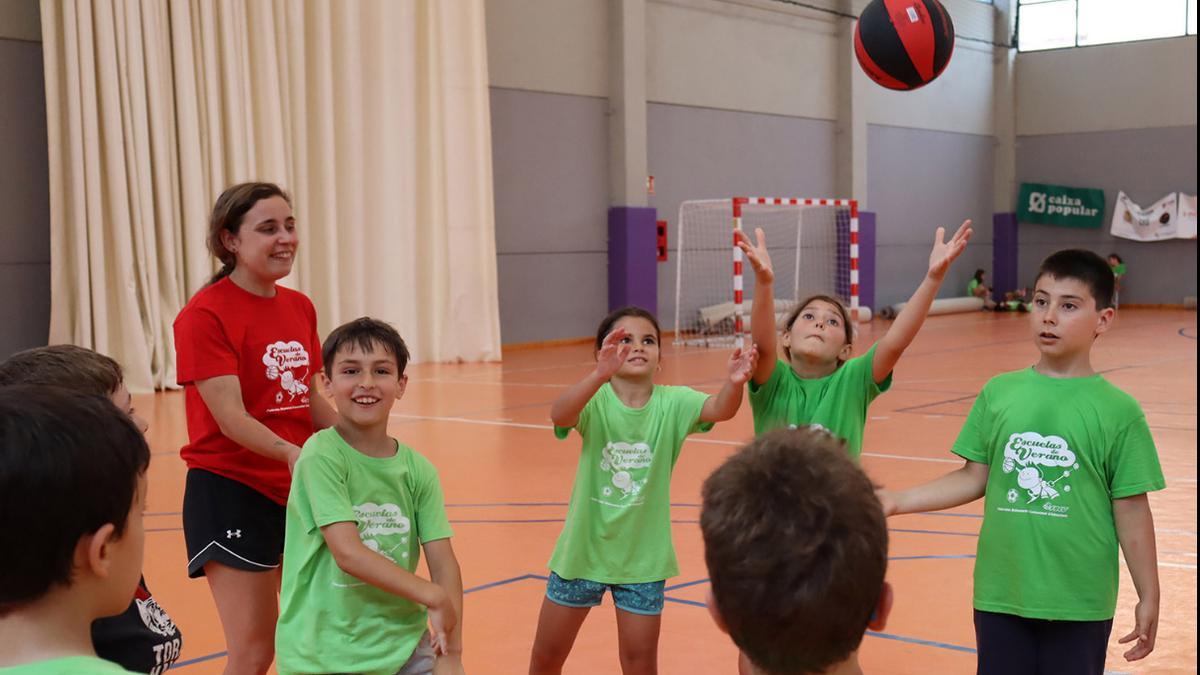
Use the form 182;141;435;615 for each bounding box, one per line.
852;306;873;322
878;296;983;319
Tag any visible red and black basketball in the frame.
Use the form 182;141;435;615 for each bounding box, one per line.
854;0;955;91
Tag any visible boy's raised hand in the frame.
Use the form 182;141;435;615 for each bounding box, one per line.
594;327;632;380
1118;599;1158;661
927;219;972;281
735;228;774;285
727;345;759;385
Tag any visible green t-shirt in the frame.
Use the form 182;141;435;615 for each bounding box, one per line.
967;278;982;295
276;428;454;675
747;344;892;456
953;368;1165;621
1111;262;1127;278
551;383;713;583
0;657;133;674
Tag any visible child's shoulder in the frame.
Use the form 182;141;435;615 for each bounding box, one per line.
397;441;437;471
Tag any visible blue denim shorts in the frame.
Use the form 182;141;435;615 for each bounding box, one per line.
545;571;665;616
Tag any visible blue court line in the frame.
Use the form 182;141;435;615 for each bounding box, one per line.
174;650;228;668
890;554;976;561
665;578;710;592
890;527;978;538
1179;327;1196;340
665;596;708;608
916;511;983;519
864;630;975;654
464;573;546;594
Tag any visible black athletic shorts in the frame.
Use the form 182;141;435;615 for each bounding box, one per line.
975;609;1114;675
183;468;286;578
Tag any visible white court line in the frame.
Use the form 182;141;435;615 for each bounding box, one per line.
408;378;568;389
390;413;963;464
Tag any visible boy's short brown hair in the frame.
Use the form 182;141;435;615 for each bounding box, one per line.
0;344;123;396
701;428;888;675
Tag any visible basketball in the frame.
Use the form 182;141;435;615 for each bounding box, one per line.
854;0;956;91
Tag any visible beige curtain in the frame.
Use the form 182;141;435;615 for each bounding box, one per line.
41;0;502;392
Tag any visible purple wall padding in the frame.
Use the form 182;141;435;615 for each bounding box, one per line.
858;211;876;312
836;210;876;313
608;207;658;314
993;213;1018;301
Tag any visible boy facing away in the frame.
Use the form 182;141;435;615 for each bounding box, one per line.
275;318;465;675
0;345;182;674
0;386;151;673
701;428;892;675
879;249;1165;674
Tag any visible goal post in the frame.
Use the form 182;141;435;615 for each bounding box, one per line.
673;197;859;348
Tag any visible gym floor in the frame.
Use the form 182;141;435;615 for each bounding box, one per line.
138;309;1197;674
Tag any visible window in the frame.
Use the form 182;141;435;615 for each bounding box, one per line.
1018;0;1197;51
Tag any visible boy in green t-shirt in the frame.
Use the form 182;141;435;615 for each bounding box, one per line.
276;318;464;675
0;387;150;674
879;249;1165;675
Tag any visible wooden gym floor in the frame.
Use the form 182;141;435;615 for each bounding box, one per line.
136;309;1197;674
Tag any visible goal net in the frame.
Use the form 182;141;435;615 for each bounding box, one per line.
673;197;858;347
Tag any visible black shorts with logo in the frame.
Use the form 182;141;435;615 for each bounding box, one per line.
183;468;286;578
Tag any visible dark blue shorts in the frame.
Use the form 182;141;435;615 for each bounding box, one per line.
974;609;1113;675
545;571;665;615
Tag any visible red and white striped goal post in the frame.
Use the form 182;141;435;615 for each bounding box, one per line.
731;197;859;349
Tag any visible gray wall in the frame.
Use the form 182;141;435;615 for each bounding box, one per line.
867;124;996;308
647;103;837;327
0;36;50;358
1014;126;1198;304
489;87;610;344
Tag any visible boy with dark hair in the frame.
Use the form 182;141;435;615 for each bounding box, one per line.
701;427;892;675
879;249;1165;674
0;346;181;673
0;386;151;673
276;317;464;675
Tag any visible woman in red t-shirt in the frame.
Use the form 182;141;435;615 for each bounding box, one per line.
174;183;336;674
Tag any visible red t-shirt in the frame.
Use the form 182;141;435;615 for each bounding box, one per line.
174;277;323;504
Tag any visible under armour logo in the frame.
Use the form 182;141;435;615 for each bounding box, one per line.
226;529;242;539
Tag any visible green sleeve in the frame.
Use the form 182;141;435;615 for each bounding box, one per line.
747;358;787;399
967;279;979;295
412;454;454;543
1108;414;1166;499
295;451;357;532
951;387;991;465
847;343;892;398
675;385;715;435
554;387;598;439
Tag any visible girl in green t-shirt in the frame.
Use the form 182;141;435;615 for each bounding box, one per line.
529;306;757;675
734;220;972;456
969;269;998;310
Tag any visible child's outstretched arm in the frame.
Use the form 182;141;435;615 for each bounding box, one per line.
549;327;632;428
425;539;466;671
735;228;778;386
322;522;456;635
700;345;759;423
876;459;988;516
1114;494;1160;662
872;220;972;383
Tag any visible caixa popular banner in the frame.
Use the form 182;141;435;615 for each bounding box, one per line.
1017;183;1105;228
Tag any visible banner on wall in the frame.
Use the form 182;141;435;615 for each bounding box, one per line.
1179;193;1197;239
1017;183;1105;228
1110;192;1197;241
